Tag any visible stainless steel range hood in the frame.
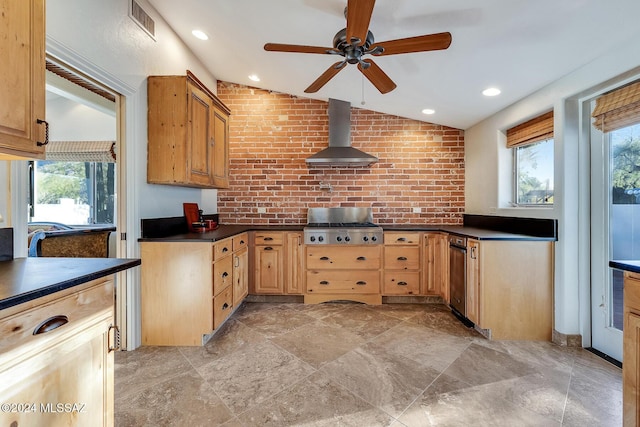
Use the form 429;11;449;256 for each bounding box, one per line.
306;98;378;167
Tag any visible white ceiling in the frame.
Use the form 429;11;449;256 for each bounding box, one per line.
147;0;640;130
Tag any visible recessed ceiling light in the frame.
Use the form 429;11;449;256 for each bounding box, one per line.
482;87;501;97
421;108;435;115
248;74;260;82
191;29;208;40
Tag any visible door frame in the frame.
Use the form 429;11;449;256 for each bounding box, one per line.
46;37;140;350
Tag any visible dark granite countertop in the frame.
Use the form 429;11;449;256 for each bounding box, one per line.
610;260;640;274
0;257;141;311
138;223;555;242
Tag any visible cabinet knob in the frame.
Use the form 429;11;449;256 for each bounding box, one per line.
240;240;245;245
33;315;68;335
222;302;229;310
222;247;229;253
222;271;229;278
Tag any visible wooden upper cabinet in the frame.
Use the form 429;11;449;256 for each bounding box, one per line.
0;0;46;159
147;71;230;188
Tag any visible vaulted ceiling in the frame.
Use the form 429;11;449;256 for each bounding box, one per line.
148;0;640;129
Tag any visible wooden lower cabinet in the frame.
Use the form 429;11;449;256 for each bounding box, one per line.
471;240;553;340
382;232;421;296
141;238;247;346
623;271;640;426
383;271;421;295
424;232;449;298
252;231;303;295
233;246;249;306
0;278;115;426
304;245;382;304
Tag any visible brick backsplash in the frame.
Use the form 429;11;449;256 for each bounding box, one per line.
216;82;464;225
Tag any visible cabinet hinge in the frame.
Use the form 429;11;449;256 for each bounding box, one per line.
120;232;127;241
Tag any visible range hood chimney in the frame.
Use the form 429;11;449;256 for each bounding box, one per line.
306;98;378;167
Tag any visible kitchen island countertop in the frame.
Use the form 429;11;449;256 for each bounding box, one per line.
610;260;640;274
0;257;141;311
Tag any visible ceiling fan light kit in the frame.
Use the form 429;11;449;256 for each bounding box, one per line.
264;0;452;94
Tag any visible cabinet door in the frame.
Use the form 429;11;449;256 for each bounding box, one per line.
254;245;284;294
285;232;303;294
0;0;45;158
233;246;249;305
211;107;229;188
424;233;449;297
186;81;214;186
466;239;480;324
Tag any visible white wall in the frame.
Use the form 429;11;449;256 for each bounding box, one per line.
46;97;116;141
465;35;640;340
46;0;219;223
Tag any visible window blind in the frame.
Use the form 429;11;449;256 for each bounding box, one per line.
506;111;554;148
592;80;640;133
45;141;116;163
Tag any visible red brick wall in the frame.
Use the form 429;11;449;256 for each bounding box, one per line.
216;82;464;225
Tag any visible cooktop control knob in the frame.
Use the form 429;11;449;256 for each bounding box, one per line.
318;236;324;242
371;236;377;242
345;236;350;242
310;236;316;242
337;236;342;242
363;236;369;242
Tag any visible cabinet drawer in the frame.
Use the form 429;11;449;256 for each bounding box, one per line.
306;270;380;294
306;246;381;270
213;286;233;329
213;254;233;296
384;232;421;245
213;238;232;261
232;233;248;251
254;231;283;246
384;246;420;270
383;272;421;295
0;279;113;355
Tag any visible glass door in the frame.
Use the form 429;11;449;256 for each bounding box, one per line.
591;121;640;362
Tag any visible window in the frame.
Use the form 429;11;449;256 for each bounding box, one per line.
513;139;554;205
29;160;116;225
506;111;554;206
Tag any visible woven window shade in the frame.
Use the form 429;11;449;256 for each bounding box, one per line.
592;80;640;133
45;141;116;162
506;111;554;148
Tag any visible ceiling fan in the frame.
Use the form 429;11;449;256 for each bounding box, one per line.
264;0;452;94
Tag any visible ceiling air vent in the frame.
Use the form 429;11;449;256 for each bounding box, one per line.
129;0;156;40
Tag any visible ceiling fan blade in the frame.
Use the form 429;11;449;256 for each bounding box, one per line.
346;0;376;46
372;32;452;56
357;59;396;94
304;61;347;93
264;43;338;55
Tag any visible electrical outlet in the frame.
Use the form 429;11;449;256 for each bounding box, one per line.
412;207;422;213
257;207;266;214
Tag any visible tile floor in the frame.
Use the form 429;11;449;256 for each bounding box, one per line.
115;302;622;426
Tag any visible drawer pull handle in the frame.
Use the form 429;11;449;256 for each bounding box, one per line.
108;324;121;352
263;237;274;241
397;256;408;261
240;240;245;245
356;281;367;286
357;256;366;261
397;281;408;286
222;247;229;252
264;247;273;251
222;272;229;278
320;281;330;285
33;315;68;335
320;256;330;261
397;237;407;242
222;302;229;310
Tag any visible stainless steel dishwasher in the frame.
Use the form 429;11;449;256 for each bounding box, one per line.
448;235;467;318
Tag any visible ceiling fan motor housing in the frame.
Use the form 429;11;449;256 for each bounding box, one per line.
333;28;375;64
